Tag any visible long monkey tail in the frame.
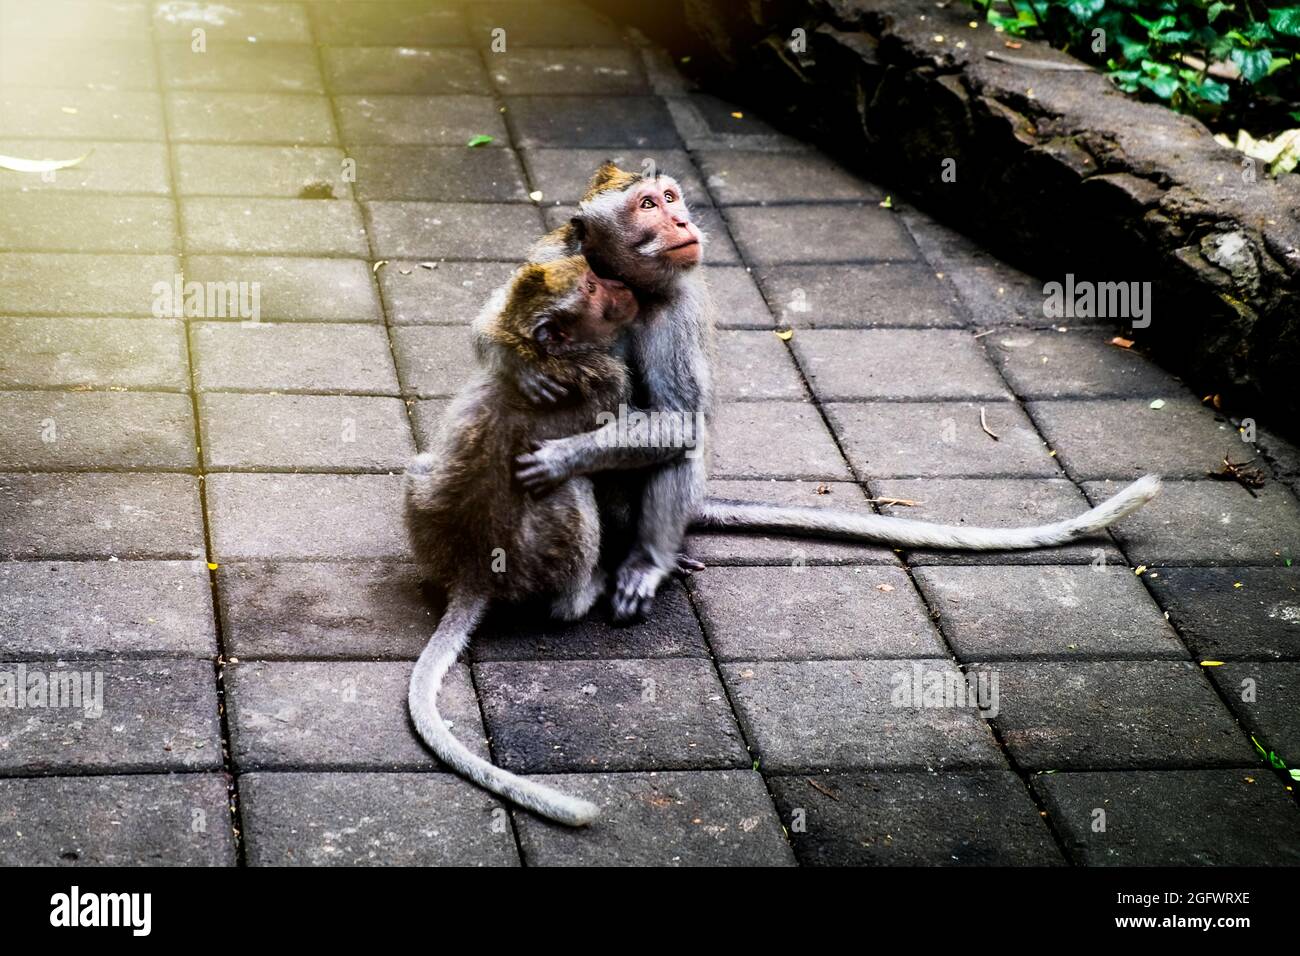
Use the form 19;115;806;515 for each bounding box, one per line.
408;587;600;827
694;474;1161;551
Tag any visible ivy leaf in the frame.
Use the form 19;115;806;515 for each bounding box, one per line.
1139;73;1180;98
1271;6;1300;37
1191;76;1232;104
1066;0;1105;21
1207;2;1232;24
1231;47;1273;83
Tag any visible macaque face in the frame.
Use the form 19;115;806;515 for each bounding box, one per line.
536;270;637;352
626;178;702;267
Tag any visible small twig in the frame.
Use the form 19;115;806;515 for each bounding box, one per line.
806;778;840;801
972;328;996;339
864;497;922;507
984;50;1092;71
979;406;1000;441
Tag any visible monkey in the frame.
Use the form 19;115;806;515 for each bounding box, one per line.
404;254;638;827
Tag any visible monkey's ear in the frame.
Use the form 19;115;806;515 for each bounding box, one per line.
582;161;637;200
568;216;586;242
533;318;568;352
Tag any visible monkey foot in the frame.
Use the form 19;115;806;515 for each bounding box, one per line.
674;554;705;576
611;560;667;622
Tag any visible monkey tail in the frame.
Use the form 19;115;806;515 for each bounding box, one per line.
408;587;600;827
694;474;1161;551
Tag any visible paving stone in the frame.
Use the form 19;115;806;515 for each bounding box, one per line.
217;561;434;660
181;197;368;256
206;473;407;560
702;266;771;327
664;92;814;152
948;264;1058;327
199;393;415;471
0;473;204;560
0;194;177;254
322;46;488;94
0;140;169;195
504;95;680;149
696;150;883;204
185;256;382;322
0;560;216;659
475;658;748;772
0;659;221;774
159;42;324;93
2;0;150;38
722;659;1004;772
869;477;1126;566
970;660;1255;769
519;148;709;205
756;263;966;329
712;401;851;481
513;770;795;866
793;330;1008;402
713;330;805;401
191;322;399;395
770;771;1063;866
308;1;469;45
174;144;352;197
1032;769;1300;865
365;201;543;259
167;92;336;144
988;329;1185;399
0;391;197;470
409;398;450;449
391;325;476;398
0;89;165;140
1082;479;1300;566
0;773;236;866
380;260;516;325
0;317;188;391
913;565;1185;661
724;205;915;266
154;1;312;43
240;771;519;866
350;145;529;201
0;254;178;316
225;660;486;770
1145;567;1300;661
466;2;625;46
488;48;647;95
687;478;899;566
334;94;507;145
1208;662;1300;767
690;565;945;660
0;37;156;89
826;401;1058;479
471;580;709;662
1032;398;1240;481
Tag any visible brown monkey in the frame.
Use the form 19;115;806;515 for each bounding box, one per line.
404;254;636;826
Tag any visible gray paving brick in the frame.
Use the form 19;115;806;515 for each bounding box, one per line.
0;89;164;140
770;771;1063;866
467;2;625;47
725;205;915;266
3;0;148;38
0;140;169;195
827;401;1058;479
206;473;407;560
690;565;944;660
0;254;178;316
513;770;795;866
379;260;515;325
323;46;488;94
793;330;1008;402
181;197;368;256
174;144;352;197
913;565;1185;661
0;560;216;659
756;263;966;329
1209;662;1300;767
154;1;311;43
192;322;399;395
0;317;188;391
334;94;507;145
309;1;468;45
687;479;899;566
0;773;236;866
167;92;336;144
1032;769;1300;865
519;148;708;205
489;48;647;95
869;477;1125;566
1082;479;1300;566
391;325;476;398
475;658;748;772
665;92;813;153
714;331;805;401
722;659;1005;772
0;473;204;560
366;201;543;259
240;771;519;866
217;561;434;660
949;264;1057;327
972;660;1255;769
0;194;177;254
703;265;771;327
199;393;414;471
0;38;156;89
712;401;851;481
0;659;221;774
409;398;449;449
159;42;324;93
989;330;1185;399
350;145;528;201
225;660;486;770
1145;567;1300;661
185;256;382;322
504;95;680;149
696;150;882;204
0;391;196;470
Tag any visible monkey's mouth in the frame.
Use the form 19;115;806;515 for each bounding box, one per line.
666;238;699;251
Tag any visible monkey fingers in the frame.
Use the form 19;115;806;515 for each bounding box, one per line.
517;366;568;405
611;561;666;622
674;553;705;576
515;445;571;493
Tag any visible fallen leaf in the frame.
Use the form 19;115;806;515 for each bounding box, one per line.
1149;398;1166;410
879;195;893;209
1110;336;1134;349
528;190;543;202
372;260;388;274
876;583;895;592
1201;661;1225;667
0;149;93;173
466;134;494;148
774;328;793;341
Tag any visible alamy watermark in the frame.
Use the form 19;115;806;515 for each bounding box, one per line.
0;664;104;718
152;274;261;322
890;662;999;718
594;404;707;459
1042;274;1151;328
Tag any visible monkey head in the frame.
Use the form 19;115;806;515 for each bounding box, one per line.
501;255;637;360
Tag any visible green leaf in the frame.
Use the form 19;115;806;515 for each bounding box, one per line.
1139;73;1180;98
1191;76;1232;103
1231;47;1273;83
1271;7;1300;38
1207;2;1233;25
465;134;495;148
1065;0;1104;21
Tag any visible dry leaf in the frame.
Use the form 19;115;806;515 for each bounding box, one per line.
1110;336;1134;349
0;149;92;173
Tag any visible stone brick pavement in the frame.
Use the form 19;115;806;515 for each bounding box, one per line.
1;0;1298;867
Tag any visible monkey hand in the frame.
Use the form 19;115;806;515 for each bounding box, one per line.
517;365;569;405
674;553;705;576
516;439;573;494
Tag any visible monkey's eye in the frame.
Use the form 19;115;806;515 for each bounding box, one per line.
664;191;676;202
586;281;597;293
639;197;656;209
